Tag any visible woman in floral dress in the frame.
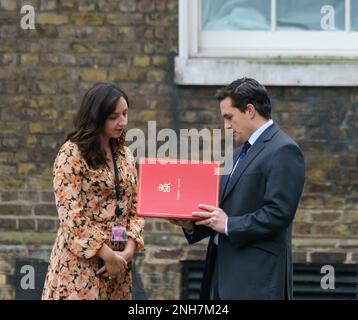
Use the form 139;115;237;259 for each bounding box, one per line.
42;82;144;300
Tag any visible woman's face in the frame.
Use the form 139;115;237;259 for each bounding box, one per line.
103;96;128;140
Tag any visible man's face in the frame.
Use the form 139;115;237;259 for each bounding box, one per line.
220;97;253;144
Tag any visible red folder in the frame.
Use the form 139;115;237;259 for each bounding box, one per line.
137;158;220;220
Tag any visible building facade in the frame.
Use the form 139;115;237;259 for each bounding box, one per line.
0;0;357;299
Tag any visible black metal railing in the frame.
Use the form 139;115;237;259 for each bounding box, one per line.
181;261;358;300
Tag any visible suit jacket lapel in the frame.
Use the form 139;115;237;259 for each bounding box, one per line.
222;142;264;202
221;123;280;203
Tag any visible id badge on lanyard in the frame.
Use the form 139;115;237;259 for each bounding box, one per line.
111;226;128;242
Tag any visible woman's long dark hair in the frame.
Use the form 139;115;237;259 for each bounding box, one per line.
66;81;129;169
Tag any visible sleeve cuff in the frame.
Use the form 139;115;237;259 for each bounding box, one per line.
225;217;229;236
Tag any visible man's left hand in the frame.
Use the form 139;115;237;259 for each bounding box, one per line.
192;204;228;234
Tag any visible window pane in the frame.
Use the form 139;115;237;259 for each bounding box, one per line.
202;0;271;31
277;0;345;31
352;0;358;30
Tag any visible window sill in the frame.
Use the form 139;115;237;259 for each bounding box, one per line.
174;57;358;86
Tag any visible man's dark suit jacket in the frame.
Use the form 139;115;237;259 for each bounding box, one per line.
185;123;305;300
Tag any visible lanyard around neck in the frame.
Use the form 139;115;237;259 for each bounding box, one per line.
110;143;123;217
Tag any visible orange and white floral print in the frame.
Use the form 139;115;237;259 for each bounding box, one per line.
42;140;144;300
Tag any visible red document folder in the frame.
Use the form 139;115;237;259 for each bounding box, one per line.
137;158;220;220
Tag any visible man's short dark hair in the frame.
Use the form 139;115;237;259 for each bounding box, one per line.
215;77;271;119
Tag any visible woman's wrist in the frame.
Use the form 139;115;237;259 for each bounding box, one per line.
97;244;115;262
123;238;136;260
121;250;133;262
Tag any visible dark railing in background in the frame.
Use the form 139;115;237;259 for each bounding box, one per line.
180;261;358;300
8;257;147;300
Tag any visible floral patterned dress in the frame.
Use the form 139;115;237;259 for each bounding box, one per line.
42;140;144;300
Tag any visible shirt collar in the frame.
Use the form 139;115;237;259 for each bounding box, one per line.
248;119;274;146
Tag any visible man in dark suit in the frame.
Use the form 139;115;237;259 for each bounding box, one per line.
170;78;305;300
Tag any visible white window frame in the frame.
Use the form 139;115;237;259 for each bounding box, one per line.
175;0;358;86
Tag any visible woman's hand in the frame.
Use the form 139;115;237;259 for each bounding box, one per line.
103;253;127;279
121;238;137;265
96;244;127;279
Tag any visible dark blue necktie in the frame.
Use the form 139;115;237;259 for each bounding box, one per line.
230;141;251;178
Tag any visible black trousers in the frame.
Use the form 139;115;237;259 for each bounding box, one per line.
209;243;221;300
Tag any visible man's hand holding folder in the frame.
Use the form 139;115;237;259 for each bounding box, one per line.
169;204;228;234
